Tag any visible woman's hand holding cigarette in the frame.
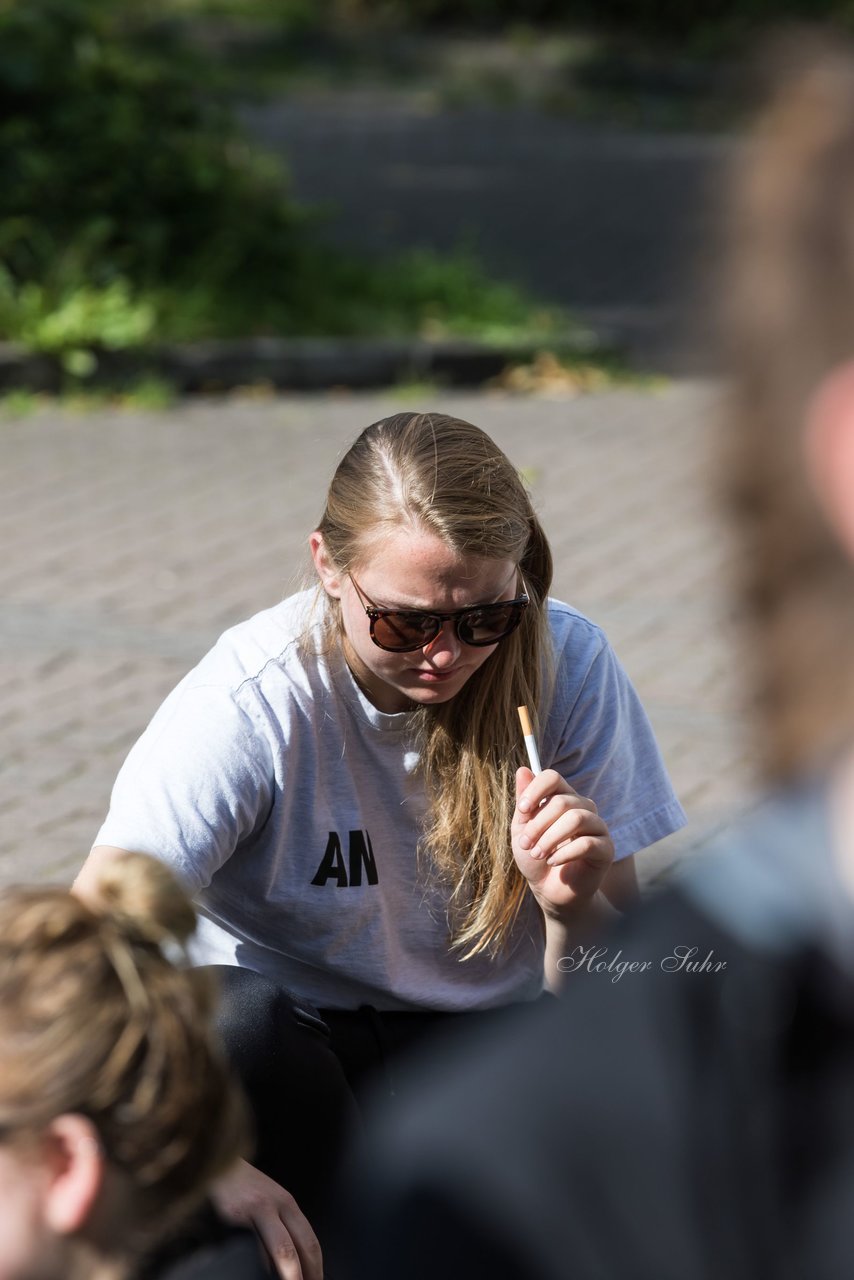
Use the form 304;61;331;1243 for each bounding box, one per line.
512;767;615;915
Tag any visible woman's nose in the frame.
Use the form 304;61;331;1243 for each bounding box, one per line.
422;621;461;665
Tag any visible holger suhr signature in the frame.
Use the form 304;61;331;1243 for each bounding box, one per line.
557;945;727;983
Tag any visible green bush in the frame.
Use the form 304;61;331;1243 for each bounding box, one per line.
282;246;561;341
0;0;569;360
0;0;309;350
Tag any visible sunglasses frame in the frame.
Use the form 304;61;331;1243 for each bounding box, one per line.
349;575;530;653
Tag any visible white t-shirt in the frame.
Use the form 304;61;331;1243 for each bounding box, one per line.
96;591;686;1011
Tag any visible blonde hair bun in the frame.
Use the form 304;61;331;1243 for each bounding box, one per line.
0;853;247;1249
89;850;197;951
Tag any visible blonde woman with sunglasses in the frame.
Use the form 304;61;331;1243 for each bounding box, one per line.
75;411;684;1275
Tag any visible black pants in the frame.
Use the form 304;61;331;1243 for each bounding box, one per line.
211;966;543;1255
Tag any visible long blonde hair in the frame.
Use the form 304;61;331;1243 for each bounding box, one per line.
0;853;247;1251
722;33;854;781
314;411;554;955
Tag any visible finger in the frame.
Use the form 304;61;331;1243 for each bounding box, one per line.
515;767;560;816
515;769;595;819
251;1210;304;1280
254;1203;324;1280
544;833;615;869
259;1193;323;1280
514;766;535;820
516;801;604;856
523;816;610;862
277;1200;324;1280
517;795;599;846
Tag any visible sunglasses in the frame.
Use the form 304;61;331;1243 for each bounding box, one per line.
349;575;530;652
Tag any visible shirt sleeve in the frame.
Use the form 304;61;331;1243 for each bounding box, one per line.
94;682;275;893
543;631;687;861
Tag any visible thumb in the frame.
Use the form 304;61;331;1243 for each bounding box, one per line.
515;766;535;803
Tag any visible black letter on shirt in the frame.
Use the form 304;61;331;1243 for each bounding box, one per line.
348;830;378;887
311;832;348;887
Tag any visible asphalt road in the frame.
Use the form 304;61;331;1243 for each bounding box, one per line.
241;95;732;372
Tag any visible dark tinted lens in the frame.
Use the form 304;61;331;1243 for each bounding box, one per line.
372;611;441;651
457;601;525;645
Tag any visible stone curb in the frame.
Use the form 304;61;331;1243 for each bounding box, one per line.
0;331;617;394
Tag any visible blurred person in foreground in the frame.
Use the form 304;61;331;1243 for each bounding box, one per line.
0;851;269;1280
342;37;854;1280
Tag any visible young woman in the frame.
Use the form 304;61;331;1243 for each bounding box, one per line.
75;411;685;1272
0;851;271;1280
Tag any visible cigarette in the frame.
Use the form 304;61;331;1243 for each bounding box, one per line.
517;705;543;775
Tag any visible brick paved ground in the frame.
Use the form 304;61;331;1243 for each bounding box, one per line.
0;381;755;890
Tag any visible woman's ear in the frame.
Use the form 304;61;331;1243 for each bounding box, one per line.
805;359;854;560
41;1114;104;1235
309;532;343;598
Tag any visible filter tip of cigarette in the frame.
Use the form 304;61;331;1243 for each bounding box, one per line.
517;704;542;774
